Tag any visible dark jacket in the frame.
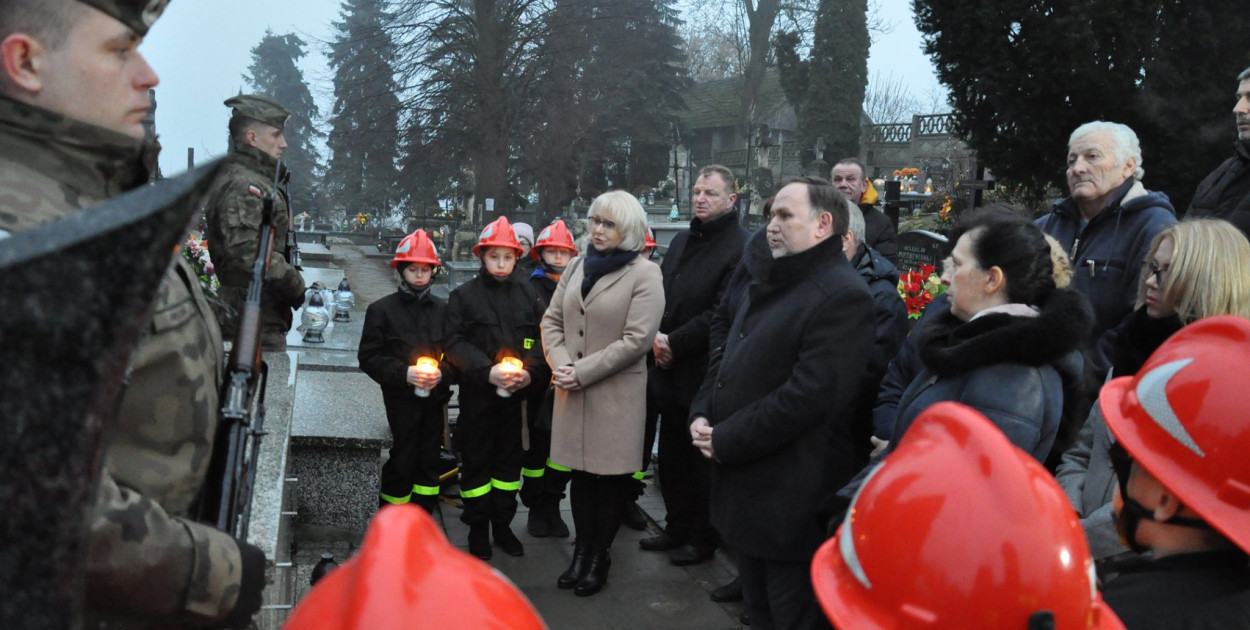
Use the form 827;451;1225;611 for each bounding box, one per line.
650;212;749;407
861;203;899;264
1035;179;1176;376
358;285;454;404
849;244;909;458
529;267;560;306
1102;551;1250;630
843;288;1092;501
872;292;948;439
691;231;874;561
443;272;550;395
1188;140;1250;239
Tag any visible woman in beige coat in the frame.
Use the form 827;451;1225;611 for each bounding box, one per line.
542;191;664;597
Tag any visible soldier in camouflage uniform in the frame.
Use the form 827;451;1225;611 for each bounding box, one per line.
0;0;265;627
202;94;306;351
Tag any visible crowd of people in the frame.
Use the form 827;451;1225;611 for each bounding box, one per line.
3;0;1249;625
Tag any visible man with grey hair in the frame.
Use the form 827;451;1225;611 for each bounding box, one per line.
1036;121;1176;378
690;177;874;629
840;201;909;464
1188;65;1250;239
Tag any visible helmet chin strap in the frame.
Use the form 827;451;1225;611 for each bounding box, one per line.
1116;477;1212;552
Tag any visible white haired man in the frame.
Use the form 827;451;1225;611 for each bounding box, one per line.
1035;121;1176;378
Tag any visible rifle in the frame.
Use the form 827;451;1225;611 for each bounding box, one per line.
196;159;282;539
279;167;302;269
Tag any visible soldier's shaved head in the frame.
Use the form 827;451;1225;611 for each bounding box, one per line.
0;0;83;52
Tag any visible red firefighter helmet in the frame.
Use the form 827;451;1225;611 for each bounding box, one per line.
1099;315;1250;554
530;220;578;261
813;402;1123;630
644;227;657;252
472;216;524;258
389;229;441;269
284;505;547;630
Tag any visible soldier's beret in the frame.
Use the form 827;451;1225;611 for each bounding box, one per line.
224;94;291;132
75;0;170;37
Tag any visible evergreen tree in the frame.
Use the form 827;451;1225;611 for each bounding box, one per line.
246;31;324;220
914;0;1250;208
522;0;689;212
397;0;548;225
325;0;402;225
775;0;869;165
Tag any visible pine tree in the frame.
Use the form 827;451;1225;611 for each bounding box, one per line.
520;0;689;218
775;0;869;166
325;0;402;225
914;0;1250;208
246;31;324;220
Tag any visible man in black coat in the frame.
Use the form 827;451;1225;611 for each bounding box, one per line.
690;177;875;630
641;164;750;566
832;158;898;263
1188;65;1250;239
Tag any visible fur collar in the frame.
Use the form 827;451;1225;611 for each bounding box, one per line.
918;288;1092;377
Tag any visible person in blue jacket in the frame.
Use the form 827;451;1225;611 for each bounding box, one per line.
1036;121;1176;378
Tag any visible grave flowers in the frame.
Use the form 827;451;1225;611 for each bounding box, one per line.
897;263;946;319
181;233;219;295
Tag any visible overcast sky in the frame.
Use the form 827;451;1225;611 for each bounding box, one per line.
141;0;946;177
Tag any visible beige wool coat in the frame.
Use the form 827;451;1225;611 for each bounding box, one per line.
543;254;665;475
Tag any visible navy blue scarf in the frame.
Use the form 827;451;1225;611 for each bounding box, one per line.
581;248;636;298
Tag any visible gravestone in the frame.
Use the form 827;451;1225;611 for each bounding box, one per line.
896;230;948;273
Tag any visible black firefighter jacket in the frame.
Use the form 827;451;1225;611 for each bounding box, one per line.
358;285;454;405
649;212;749;408
444;272;550;397
691;232;874;562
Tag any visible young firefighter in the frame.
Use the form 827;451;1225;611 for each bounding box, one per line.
520;220;578;538
444;216;550;559
358;230;453;514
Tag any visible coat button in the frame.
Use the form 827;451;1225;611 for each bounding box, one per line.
739;332;745;338
716;381;723;389
580;308;585;315
578;330;584;337
577;352;583;358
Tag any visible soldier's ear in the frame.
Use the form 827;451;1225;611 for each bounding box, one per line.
0;34;45;95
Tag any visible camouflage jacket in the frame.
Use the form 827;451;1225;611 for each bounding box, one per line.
202;142;305;350
0;96;257;628
0;95;155;233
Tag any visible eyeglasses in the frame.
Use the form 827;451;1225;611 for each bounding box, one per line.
588;216;617;231
1142;261;1169;284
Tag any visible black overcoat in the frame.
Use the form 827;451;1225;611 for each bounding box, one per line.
690;232;874;561
650;212;748;407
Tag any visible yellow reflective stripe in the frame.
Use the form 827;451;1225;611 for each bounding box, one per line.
546;458;571;472
380;491;411;504
491;478;521;491
461;482;492;498
631;471;645;480
412;484;440;496
521;467;545;478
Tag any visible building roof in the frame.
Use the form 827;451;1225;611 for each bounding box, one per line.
680;71;789;131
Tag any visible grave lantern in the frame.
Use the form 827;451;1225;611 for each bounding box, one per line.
302;291;331;343
333;278;354;322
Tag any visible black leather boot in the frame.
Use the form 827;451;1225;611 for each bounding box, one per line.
574;550;611;597
557;539;591;589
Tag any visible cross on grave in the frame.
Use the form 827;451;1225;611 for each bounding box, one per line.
955;178;995;212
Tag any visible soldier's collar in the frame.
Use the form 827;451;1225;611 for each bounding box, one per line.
0;95;155;196
228;139;283;178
